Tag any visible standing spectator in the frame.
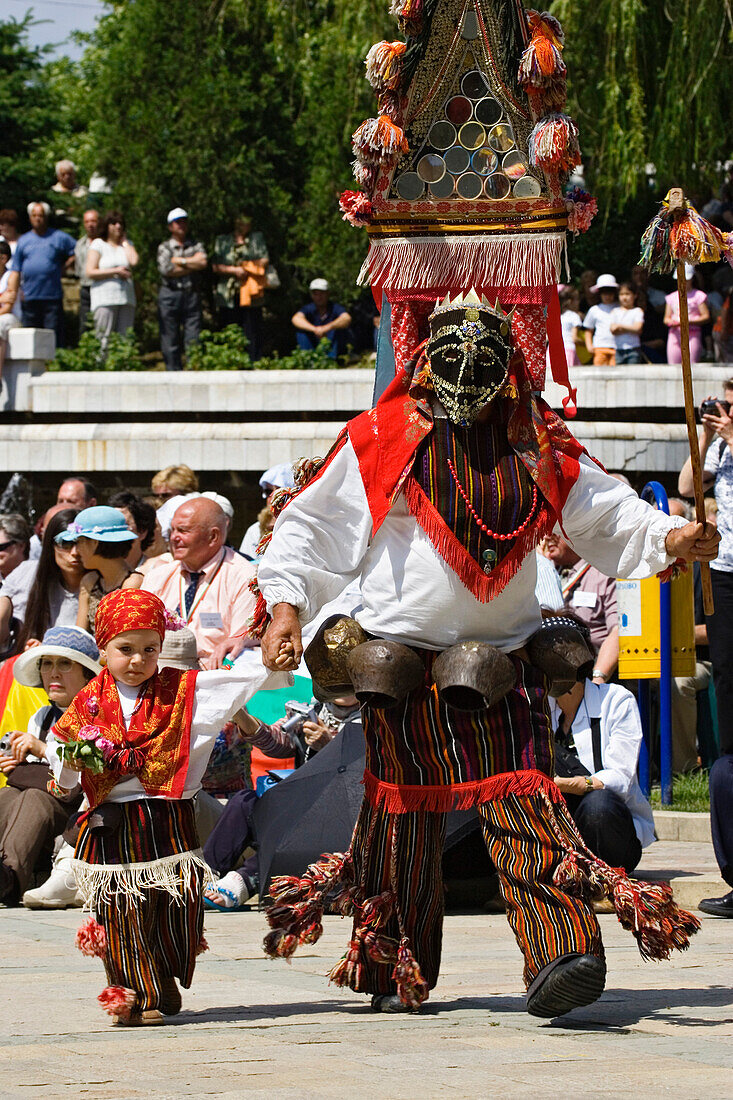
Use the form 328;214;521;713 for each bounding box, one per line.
0;210;21;256
151;463;199;502
577;269;598;313
142;497;256;669
609;283;644;365
583;274;619;367
630;264;666;315
86;211;138;350
56;476;97;511
212;214;269;360
0;241;22;380
4;202;76;346
664;264;710;364
544;531;619;683
558;285;582;367
157;207;207;371
74;209;100;336
51;160;87;199
292;278;352;360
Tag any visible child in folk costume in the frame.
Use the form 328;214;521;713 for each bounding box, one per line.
49;588;277;1026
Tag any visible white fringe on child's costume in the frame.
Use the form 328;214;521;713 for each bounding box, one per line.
72;849;216;912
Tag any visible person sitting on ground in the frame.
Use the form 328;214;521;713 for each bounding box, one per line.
547;619;654;874
583;274;619;367
107;491;159;572
0;626;101;906
292;278;352;360
54;506;143;637
203;693;361;910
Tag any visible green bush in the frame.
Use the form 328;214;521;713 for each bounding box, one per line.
186;326;342;371
49;330;146;372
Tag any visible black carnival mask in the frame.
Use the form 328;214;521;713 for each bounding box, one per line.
426;292;513;426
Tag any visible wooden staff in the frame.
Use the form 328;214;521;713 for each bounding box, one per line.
668;188;714;615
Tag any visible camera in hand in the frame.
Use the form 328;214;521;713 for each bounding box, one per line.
0;733;12;754
282;700;319;760
701;398;731;419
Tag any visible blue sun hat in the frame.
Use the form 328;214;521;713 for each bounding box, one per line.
54;505;134;545
14;626;102;687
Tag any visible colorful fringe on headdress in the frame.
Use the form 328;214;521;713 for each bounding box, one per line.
352;115;409;163
565;186;598;236
365;40;407;93
352;159;379;190
389;0;423;37
640;190;733;274
339;190;375;228
538;789;700;961
528;113;580;175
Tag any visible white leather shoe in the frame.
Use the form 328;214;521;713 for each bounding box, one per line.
23;853;82;909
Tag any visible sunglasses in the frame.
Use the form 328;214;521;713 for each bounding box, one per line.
0;540;18;552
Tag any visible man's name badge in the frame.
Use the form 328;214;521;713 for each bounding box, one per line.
199;612;225;630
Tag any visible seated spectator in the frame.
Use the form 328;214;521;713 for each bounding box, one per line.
550;664;654;874
240;463;295;558
583;274;619;366
292;278;352;359
0;209;20;256
54;506;143;636
0;508;84;652
535;546;563;611
203;693;360;909
0;240;22;379
151;463;199;502
0;514;32;651
544;530;618;683
0;626;101;906
609;283;644;365
5;202;76;346
142;496;256;669
107;490;159;571
56;476;98;511
85;210;138;351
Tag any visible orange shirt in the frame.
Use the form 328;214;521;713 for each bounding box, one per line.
142;546;257;663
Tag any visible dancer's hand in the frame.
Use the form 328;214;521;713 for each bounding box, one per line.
665;521;720;563
262;603;303;671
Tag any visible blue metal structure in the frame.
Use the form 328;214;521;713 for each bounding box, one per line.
639;481;673;805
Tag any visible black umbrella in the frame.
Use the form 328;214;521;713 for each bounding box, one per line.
252;718;482;901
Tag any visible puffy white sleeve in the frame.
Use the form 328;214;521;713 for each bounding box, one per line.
561;455;686;579
45;729;81;789
191;663;291;739
256;438;373;626
594;686;642;797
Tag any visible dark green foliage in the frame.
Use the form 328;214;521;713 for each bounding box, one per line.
49;330;146;371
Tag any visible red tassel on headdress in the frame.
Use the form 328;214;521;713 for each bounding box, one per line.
519;10;566;87
365;40;407;93
528;113;580;174
339;190;374;228
352;115;409;162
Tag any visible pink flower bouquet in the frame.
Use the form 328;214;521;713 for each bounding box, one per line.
57;725;112;775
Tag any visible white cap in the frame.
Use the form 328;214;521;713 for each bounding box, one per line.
259;463;295;492
684;263;696;280
309;278;329;292
167;207;188;223
590;273;619;293
200;490;234;519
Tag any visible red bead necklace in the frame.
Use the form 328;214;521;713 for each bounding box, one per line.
447;457;539;541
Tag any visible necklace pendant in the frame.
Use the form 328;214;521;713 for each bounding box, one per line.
482;548;497;573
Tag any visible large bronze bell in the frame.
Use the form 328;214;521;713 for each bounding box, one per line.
303;615;367;701
526;616;595;696
432;641;517;712
346;639;425;708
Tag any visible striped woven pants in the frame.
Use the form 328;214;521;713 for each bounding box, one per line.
348;792;603;995
97;869;205;1012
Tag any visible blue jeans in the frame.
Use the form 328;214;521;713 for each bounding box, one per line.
21;298;64;346
296;330;342;359
615;346;643;365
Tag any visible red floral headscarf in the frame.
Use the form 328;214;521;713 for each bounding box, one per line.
95;589;168;650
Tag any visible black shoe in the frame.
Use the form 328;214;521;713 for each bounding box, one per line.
526;953;606;1019
698;890;733;917
370;993;418;1014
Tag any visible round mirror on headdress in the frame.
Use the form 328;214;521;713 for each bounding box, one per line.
488;123;515;153
484;173;511;199
472;148;499;176
428;121;457;151
417;154;446;183
429;174;455;199
513;176;542;198
458;122;485;151
446;96;473;125
475;98;503;127
456;172;483;199
502;151;528;180
395;172;425;200
444;145;471;174
461;70;489;100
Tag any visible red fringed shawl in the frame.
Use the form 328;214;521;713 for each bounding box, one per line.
54;667;198;809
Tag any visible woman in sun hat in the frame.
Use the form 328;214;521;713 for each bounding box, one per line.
55;506;144;637
0;625;100;906
582;273;620;366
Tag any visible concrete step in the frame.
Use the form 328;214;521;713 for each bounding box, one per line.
653;809;712;843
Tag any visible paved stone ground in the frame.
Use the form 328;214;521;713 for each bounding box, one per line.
3;873;733;1100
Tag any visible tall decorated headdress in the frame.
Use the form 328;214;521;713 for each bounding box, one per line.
339;1;596;412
